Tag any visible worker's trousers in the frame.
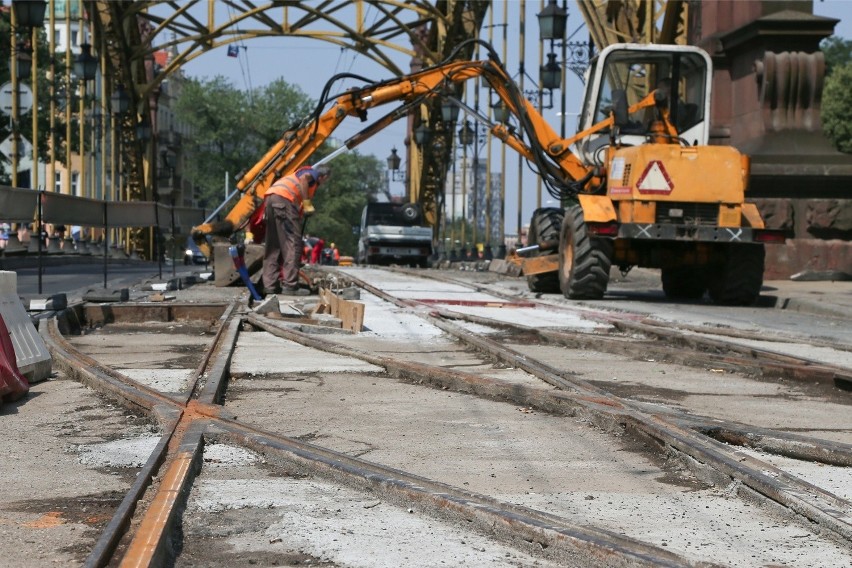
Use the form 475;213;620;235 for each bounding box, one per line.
262;194;303;291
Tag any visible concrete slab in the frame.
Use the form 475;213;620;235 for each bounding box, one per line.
231;331;383;375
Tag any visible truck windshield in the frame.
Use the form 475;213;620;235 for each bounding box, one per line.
365;204;421;227
594;50;707;134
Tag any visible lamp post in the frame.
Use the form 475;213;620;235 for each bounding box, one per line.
135;117;157;265
74;42;97;204
160;149;177;275
11;0;48;28
457;120;475;258
10;0;46;188
11;0;46;189
537;0;594;137
9;42;32;188
110;84;129;252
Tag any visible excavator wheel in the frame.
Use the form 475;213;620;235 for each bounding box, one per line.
558;205;613;300
661;265;708;300
707;243;765;306
526;207;564;293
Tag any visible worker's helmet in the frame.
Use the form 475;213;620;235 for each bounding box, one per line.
296;166;319;185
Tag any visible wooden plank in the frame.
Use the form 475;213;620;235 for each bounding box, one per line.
318;288;364;333
521;254;559;276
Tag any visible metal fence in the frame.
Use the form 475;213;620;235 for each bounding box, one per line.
0;185;207;292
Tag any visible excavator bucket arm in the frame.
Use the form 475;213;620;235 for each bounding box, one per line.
191;39;664;256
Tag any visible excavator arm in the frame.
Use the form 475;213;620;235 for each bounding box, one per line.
192;39;663;257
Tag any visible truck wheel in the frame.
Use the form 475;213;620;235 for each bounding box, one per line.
558;205;613;299
662;266;707;300
526;207;563;293
708;244;765;305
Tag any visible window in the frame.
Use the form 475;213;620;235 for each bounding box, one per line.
54;171;62;193
71;172;79;196
71;30;78;48
594;51;707;133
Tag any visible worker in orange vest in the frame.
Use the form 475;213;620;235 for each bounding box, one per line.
261;165;330;295
331;243;341;265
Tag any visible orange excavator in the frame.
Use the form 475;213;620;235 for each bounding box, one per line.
192;39;785;305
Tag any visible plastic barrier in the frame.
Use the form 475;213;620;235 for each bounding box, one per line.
0;271;51;383
0;311;29;403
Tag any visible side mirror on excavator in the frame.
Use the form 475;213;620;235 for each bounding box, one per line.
611;89;629;128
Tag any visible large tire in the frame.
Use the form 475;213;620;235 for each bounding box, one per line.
661;265;707;300
708;243;765;306
526;207;564;293
558;205;613;299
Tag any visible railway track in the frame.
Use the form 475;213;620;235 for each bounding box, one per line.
13;266;852;566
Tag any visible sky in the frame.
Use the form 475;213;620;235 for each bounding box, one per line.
177;0;852;237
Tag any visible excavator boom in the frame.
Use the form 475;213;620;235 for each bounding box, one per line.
191;40;653;254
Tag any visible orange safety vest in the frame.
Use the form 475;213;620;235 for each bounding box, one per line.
266;175;304;206
266;172;317;209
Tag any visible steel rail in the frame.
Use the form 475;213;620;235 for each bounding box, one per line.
42;288;852;563
336;271;852;545
207;417;697;568
400;267;852;355
42;301;240;567
386;267;852;389
248;311;852;469
46;302;697;567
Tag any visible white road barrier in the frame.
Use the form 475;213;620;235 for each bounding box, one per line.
0;271;51;382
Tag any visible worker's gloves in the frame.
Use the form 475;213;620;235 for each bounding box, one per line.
303;199;316;217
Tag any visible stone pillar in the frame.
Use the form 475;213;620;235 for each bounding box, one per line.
692;1;852;278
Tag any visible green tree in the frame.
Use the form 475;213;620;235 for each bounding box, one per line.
821;36;852;75
821;36;852;153
174;75;385;255
822;62;852;153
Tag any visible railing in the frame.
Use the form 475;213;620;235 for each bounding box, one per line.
0;185;207;293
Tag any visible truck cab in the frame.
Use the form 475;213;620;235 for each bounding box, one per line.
357;202;433;268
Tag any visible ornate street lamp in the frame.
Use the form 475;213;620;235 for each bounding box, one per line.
537;0;568;41
74;43;98;82
110;84;130;115
386;147;404;182
441;99;460;124
540;52;562;91
457;120;475;147
11;0;47;28
491;99;511;124
413;123;432;147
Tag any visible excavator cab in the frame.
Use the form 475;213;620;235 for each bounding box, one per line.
576;44;712;167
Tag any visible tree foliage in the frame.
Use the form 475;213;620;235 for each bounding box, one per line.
822;62;852;153
821;36;852;153
174;75;385;255
821;36;852;75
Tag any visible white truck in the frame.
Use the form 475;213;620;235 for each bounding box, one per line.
357;202;433;268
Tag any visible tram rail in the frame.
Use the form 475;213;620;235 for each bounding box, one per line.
24;266;852;566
